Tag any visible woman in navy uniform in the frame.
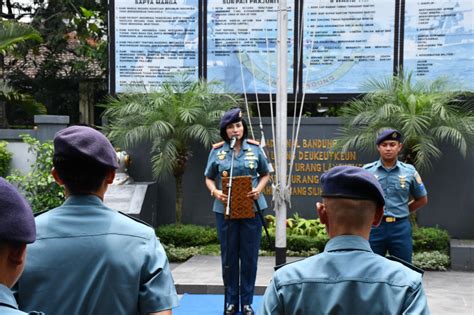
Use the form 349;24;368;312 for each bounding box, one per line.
205;108;270;315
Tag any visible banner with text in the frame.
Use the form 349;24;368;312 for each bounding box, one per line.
207;0;295;93
114;0;199;93
404;0;474;90
302;0;396;93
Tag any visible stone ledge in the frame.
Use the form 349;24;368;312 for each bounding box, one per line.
450;239;474;271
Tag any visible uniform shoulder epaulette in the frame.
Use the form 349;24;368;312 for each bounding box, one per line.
399;161;415;170
118;211;152;228
273;258;306;271
212;141;225;149
386;255;424;275
247;139;260;146
363;161;377;169
34;209;50;217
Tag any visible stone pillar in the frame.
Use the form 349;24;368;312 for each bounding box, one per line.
34;115;70;142
79;81;95;125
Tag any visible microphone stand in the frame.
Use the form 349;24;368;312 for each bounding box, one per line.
223;140;236;314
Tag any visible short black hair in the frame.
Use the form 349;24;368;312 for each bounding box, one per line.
53;156;112;194
220;118;249;142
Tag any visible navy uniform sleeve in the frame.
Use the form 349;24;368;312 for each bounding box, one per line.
259;279;284;315
257;145;270;175
410;169;427;199
401;281;430;314
138;236;179;314
204;149;217;179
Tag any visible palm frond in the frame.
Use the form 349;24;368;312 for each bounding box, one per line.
0;20;42;52
336;72;474;171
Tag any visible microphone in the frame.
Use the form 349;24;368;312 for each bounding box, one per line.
229;137;237;150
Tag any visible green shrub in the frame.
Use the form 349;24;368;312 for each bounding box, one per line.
413;227;450;253
413;251;450;271
156;224;218;247
6;135;64;212
266;213;327;237
163;244;201;262
260;232;329;253
0;141;12;177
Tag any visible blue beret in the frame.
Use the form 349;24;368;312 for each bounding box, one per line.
54;126;119;169
220;108;243;129
321;166;385;206
0;177;35;243
376;129;402;145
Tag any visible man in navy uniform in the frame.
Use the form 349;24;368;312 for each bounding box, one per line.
364;129;428;263
259;166;429;314
15;126;178;315
0;178;44;315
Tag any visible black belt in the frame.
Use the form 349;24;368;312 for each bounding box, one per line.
383;216;407;223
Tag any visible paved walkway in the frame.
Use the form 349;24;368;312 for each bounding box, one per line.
171;255;474;314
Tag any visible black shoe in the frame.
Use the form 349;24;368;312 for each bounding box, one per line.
225;304;236;315
242;305;254;315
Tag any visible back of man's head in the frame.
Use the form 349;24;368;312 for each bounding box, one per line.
0;178;35;287
53;126;119;195
0;178;35;245
319;166;385;236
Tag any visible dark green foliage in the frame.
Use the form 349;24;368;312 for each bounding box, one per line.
260;233;329;253
413;227;450;253
0;141;12;177
156;224;218;247
413;251;450;271
6;135;64;212
4;1;108;126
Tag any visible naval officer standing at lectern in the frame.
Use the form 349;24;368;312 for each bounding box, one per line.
205;108;270;315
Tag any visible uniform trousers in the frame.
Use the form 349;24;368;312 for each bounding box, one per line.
215;213;262;306
369;217;413;262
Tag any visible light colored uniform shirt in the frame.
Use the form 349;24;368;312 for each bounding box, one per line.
0;284;43;315
363;160;427;218
204;139;269;213
259;235;430;315
16;195;179;315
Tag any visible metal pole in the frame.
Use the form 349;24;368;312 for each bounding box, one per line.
275;0;288;266
223;148;236;313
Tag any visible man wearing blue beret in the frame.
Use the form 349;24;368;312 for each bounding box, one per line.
259;166;429;314
363;129;428;263
15;126;178;315
0;178;44;315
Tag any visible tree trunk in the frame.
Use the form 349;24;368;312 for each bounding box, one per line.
0;101;8;128
175;173;183;225
79;81;95;125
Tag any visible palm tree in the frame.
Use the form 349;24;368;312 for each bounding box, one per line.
336;72;474;172
0;20;43;127
101;79;242;224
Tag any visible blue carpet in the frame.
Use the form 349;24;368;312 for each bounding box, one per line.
174;294;263;315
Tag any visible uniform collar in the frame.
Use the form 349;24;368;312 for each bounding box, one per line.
63;194;104;206
324;235;373;253
0;283;19;310
221;139;250;151
376;159;401;171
